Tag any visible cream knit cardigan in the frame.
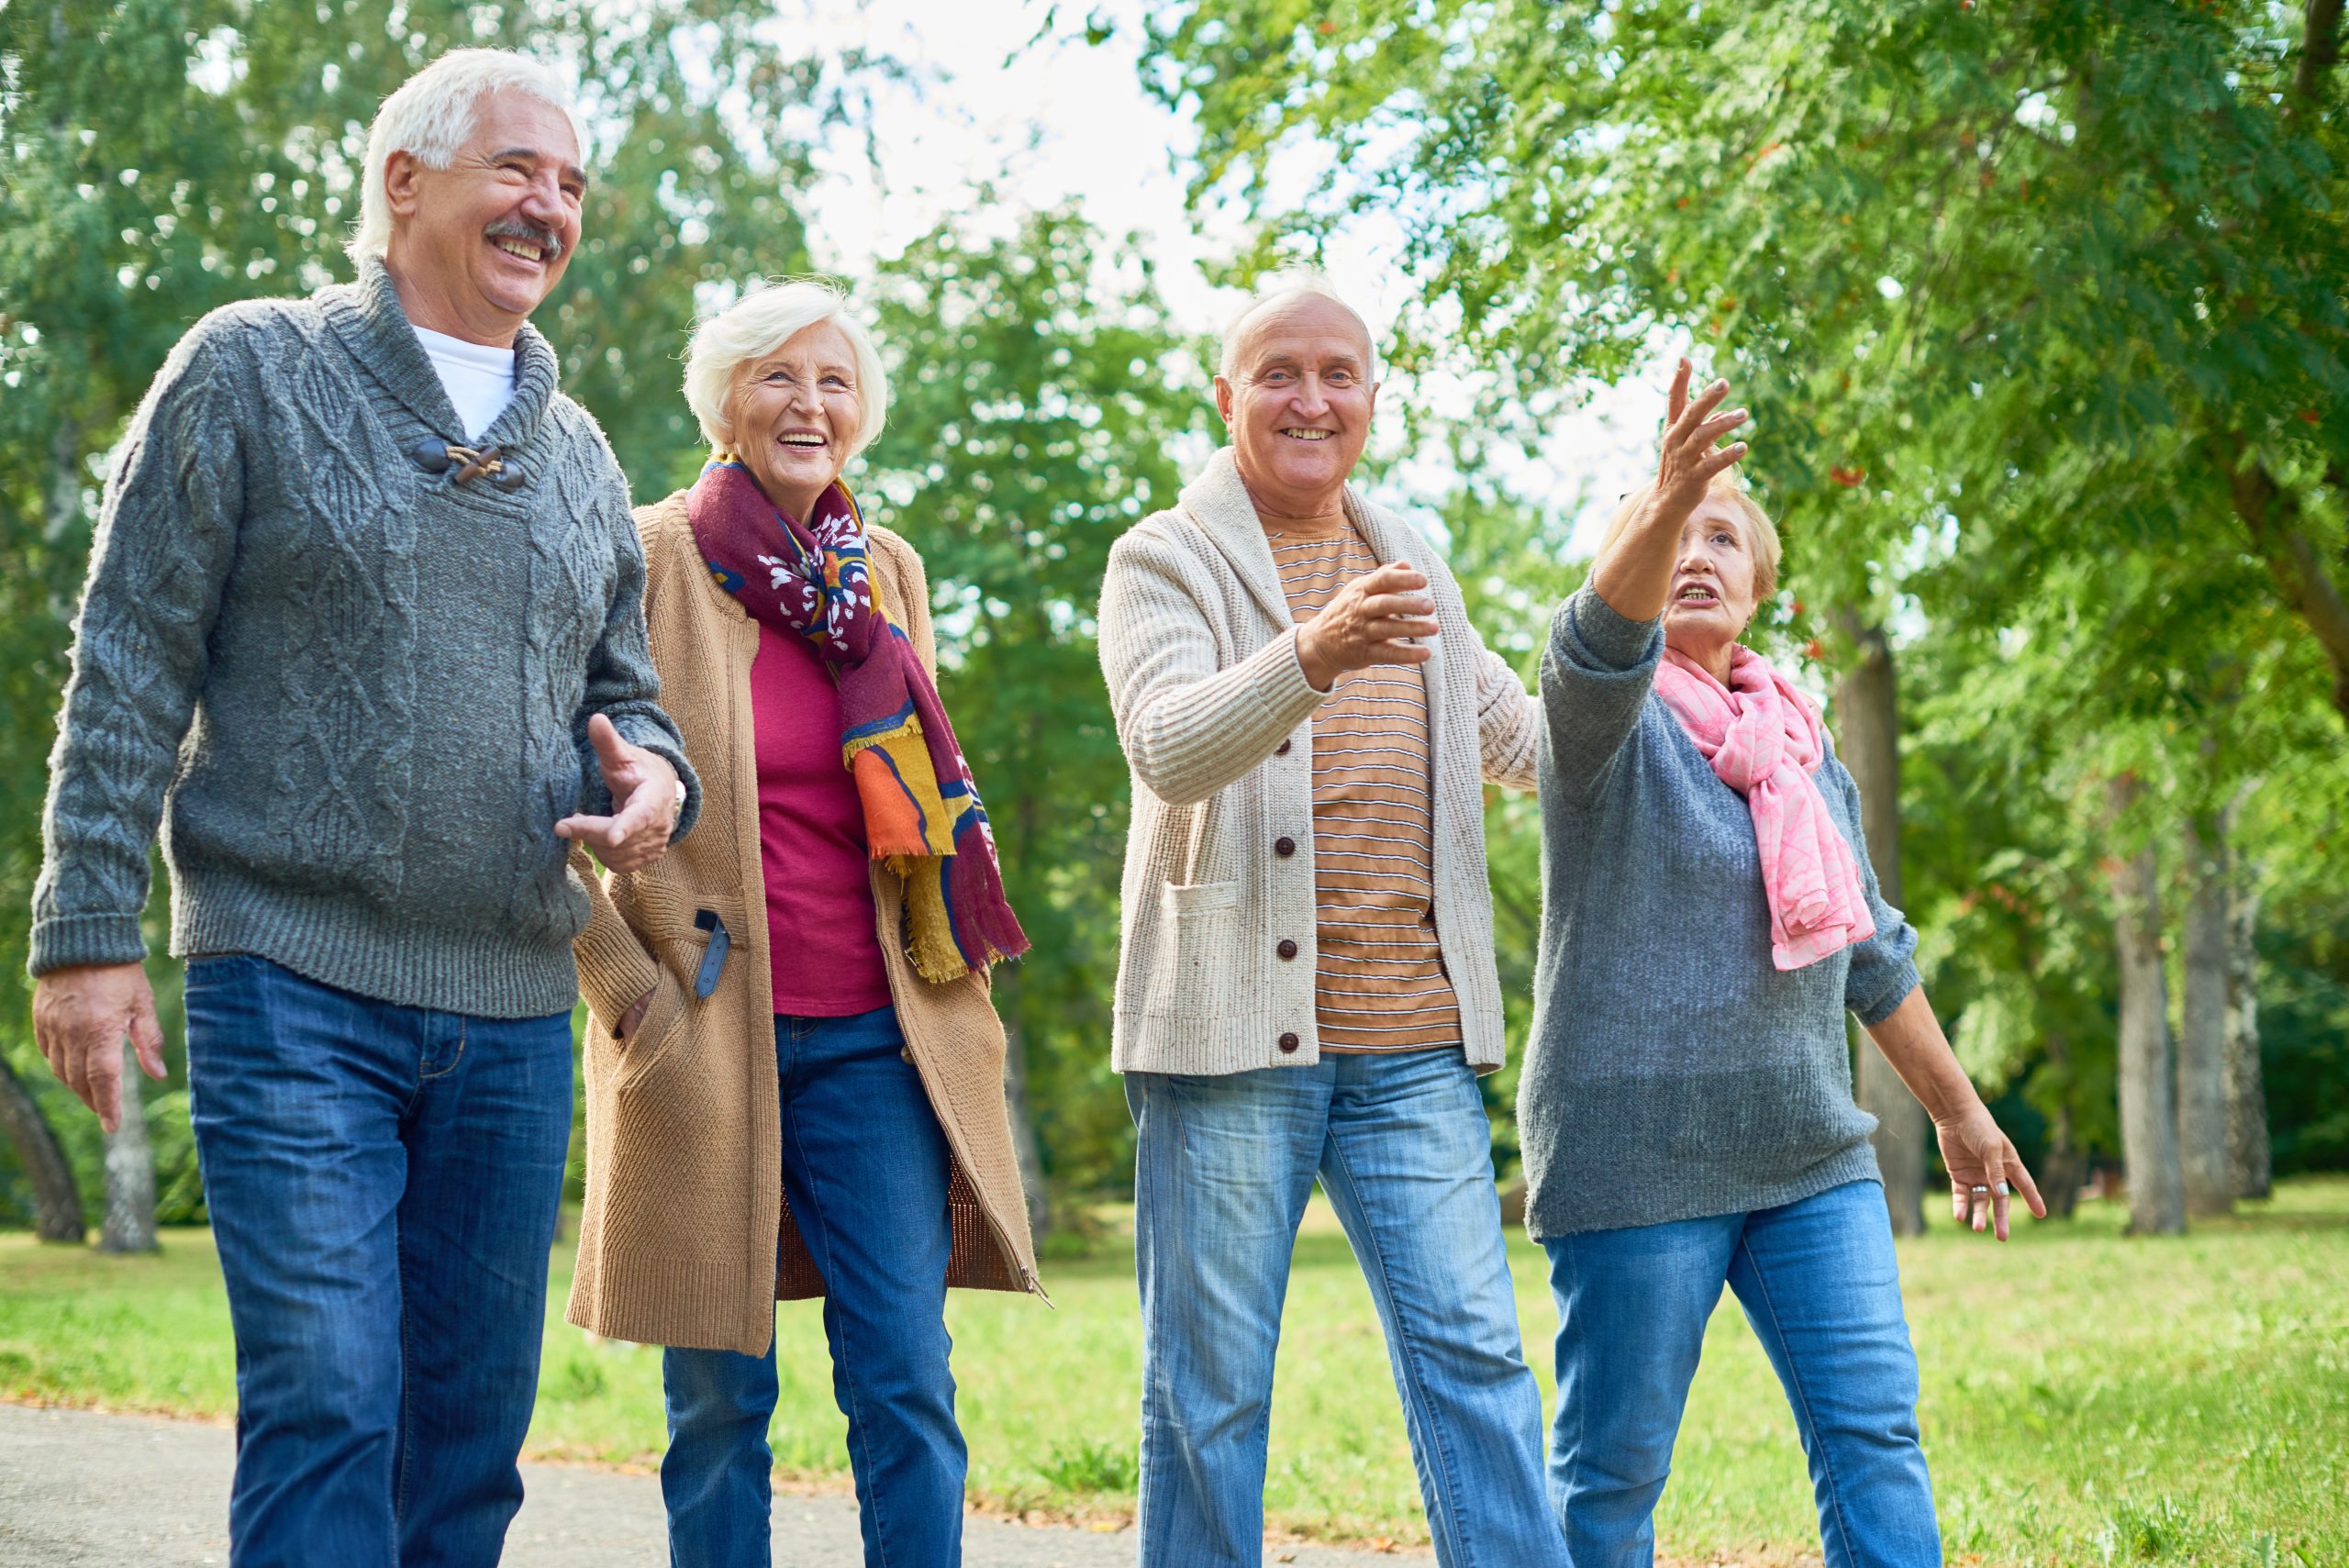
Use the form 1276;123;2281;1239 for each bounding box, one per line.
1097;448;1540;1076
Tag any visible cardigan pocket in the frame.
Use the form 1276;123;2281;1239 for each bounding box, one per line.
1151;880;1243;1019
613;970;691;1094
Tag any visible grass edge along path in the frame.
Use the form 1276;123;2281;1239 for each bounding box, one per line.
2;1178;2343;1565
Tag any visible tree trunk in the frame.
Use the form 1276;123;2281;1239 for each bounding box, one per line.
1833;614;1928;1235
48;417;84;539
98;1041;159;1253
2036;1034;2084;1220
2177;817;2234;1216
0;1051;86;1241
2225;870;2272;1200
994;965;1051;1244
2106;778;2187;1236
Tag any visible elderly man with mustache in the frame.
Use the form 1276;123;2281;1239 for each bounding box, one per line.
1096;275;1569;1568
28;49;695;1568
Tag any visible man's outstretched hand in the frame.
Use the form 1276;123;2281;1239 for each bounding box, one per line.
557;713;682;873
32;962;166;1134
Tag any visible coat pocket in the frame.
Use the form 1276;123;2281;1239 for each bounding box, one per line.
613;970;692;1094
1151;879;1243;1018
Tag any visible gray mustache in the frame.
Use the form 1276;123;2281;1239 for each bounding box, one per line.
484;218;566;261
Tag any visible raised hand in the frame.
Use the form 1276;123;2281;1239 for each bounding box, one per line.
1591;357;1752;624
1295;561;1441;691
1651;357;1750;530
31;962;167;1134
556;713;682;873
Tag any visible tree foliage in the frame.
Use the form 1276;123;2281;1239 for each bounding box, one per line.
1144;1;2348;722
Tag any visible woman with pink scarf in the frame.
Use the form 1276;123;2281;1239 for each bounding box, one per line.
1516;360;2043;1568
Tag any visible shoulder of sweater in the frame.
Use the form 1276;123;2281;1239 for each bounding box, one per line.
166;291;335;377
866;521;922;573
633;487;692;554
540;392;629;480
865;525;930;622
1105;506;1205;572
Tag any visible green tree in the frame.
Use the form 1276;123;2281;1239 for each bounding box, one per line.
1141;0;2347;723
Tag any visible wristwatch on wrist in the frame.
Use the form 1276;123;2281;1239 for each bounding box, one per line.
669;776;688;826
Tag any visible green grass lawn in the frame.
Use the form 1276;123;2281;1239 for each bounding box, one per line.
4;1178;2344;1565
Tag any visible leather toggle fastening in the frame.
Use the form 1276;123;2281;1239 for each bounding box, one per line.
692;908;730;999
411;438;526;490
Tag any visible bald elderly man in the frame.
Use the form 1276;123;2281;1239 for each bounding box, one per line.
1097;277;1568;1567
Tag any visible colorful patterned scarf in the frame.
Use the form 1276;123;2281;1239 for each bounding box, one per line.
688;459;1027;981
1653;644;1876;971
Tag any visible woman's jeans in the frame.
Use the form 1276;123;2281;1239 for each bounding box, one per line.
1543;1177;1941;1568
661;1006;963;1568
181;954;574;1568
1126;1049;1566;1568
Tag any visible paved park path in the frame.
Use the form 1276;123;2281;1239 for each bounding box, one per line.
0;1403;1415;1567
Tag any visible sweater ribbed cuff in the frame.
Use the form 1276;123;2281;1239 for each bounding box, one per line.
1853;961;1922;1029
1561;585;1662;673
574;909;663;1034
1264;625;1332;716
27;912;148;976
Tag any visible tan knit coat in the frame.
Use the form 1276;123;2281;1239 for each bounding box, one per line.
567;489;1041;1357
1097;449;1542;1077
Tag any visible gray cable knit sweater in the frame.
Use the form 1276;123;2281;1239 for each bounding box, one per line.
29;261;697;1018
1518;586;1920;1239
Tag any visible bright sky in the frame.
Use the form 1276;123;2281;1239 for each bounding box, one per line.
785;0;1670;554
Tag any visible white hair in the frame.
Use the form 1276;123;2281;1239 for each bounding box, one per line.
1218;270;1381;381
682;279;890;457
349;49;588;266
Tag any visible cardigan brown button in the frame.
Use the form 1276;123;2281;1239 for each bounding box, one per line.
1275;836;1297;857
1276;939;1298;960
1277;1031;1300;1053
1275;739;1293;755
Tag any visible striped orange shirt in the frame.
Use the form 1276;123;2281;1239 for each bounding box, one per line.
1267;513;1463;1055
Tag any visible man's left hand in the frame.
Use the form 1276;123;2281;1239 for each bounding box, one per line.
557;713;681;873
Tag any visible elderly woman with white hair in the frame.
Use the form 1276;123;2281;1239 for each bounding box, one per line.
1518;361;2043;1567
566;281;1041;1568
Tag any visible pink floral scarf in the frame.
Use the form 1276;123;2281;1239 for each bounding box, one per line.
1653;645;1876;971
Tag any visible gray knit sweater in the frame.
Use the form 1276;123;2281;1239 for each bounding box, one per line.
29;261;697;1018
1518;586;1920;1239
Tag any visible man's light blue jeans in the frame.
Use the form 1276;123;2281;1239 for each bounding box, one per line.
1543;1177;1941;1568
1126;1049;1567;1568
182;953;574;1568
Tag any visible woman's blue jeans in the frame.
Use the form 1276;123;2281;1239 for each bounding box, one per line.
660;1006;963;1568
1543;1177;1942;1568
1126;1049;1567;1568
181;953;574;1568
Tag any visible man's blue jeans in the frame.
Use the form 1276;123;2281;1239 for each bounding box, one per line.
1126;1049;1566;1568
660;1006;963;1568
1543;1177;1941;1568
181;954;573;1568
